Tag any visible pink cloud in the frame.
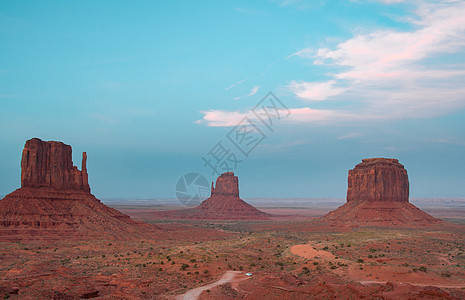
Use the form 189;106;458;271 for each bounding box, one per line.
289;80;346;101
200;1;465;128
287;1;465;120
196;110;247;127
286;107;338;122
197;107;349;127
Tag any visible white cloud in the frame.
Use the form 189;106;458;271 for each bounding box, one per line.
197;106;348;127
199;1;465;128
289;80;346;101
225;79;246;90
287;0;465;121
286;48;314;59
231;85;261;100
248;86;260;96
196;110;247;127
286;107;342;123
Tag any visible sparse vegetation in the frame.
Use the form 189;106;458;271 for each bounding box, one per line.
1;216;464;298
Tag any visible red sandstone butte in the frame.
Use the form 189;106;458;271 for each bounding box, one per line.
198;172;268;218
347;158;409;203
209;171;239;197
21;138;90;192
318;158;441;226
153;172;270;220
0;138;149;238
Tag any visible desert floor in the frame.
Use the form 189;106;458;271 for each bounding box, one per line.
1;205;465;299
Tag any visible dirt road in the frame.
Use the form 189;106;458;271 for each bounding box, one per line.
175;271;248;300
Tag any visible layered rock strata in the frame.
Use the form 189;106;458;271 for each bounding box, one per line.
318;158;441;226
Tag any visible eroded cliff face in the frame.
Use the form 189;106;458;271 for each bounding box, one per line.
210;172;239;197
194;172;269;220
20;138;90;192
347;158;409;203
318;158;440;227
0;138;150;237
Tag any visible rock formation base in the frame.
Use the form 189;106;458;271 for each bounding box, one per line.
317;158;441;227
153;172;270;220
321;200;440;226
0;138;151;239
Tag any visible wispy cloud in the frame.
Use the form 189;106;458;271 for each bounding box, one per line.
289;80;346;101
199;1;465;128
256;139;310;153
285;48;313;59
337;132;362;140
232;85;261;101
196;110;247;127
286;0;465;121
430;138;465;147
248;86;260;96
225;79;246;90
197;106;346;127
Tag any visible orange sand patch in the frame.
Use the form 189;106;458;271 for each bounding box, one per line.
290;242;335;260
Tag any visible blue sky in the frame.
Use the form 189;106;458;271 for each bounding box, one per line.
1;0;464;199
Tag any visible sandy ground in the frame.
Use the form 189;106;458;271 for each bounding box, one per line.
349;264;465;288
292;241;465;290
290;242;335;260
359;280;465;288
2;214;464;299
175;271;249;300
